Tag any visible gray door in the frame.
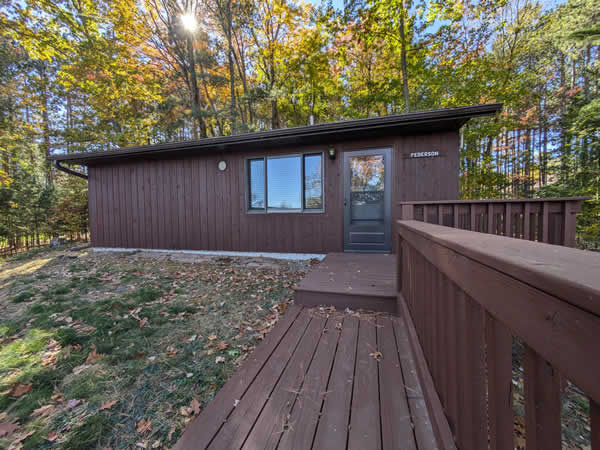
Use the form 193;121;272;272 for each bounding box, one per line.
343;148;392;252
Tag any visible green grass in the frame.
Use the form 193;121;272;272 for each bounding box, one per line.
60;414;112;450
11;289;37;303
0;249;305;448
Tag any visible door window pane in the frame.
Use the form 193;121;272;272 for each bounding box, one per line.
267;156;302;209
304;154;323;209
248;158;265;209
350;155;385;223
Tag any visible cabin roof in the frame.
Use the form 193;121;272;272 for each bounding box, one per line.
49;103;502;165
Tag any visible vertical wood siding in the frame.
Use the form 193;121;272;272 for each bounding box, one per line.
88;131;459;253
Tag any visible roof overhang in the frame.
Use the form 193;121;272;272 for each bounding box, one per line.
49;103;502;165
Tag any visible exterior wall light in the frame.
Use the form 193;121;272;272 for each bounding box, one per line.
328;147;336;160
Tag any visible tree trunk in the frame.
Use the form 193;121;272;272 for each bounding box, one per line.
187;35;206;139
398;1;409;112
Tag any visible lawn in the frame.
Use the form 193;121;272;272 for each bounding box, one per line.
0;248;313;449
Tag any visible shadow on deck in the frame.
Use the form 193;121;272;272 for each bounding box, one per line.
175;305;435;450
294;253;397;313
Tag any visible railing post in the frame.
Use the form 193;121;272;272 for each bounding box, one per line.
524;347;562;450
541;201;550;243
453;204;459;228
562;201;577;247
401;204;415;220
396;231;403;295
504;203;512;238
523;203;531;240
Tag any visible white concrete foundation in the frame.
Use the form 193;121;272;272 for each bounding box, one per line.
91;247;326;261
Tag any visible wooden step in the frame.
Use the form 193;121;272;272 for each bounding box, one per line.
294;252;397;313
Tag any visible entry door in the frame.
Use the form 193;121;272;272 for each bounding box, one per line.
343;148;392;252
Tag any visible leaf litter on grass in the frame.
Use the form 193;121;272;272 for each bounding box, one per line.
0;249;313;449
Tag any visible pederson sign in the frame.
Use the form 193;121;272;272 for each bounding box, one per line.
409;151;440;158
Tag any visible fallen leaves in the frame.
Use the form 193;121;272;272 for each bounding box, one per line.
0;419;20;438
185;334;197;343
0;251;309;449
179;398;202;426
99;399;118;411
136;419;152;434
9;429;34;447
41;339;62;367
190;398;201;415
31;404;55;418
7;383;32;398
178;406;192;417
86;344;104;364
47;430;58;442
67;399;82;410
370;351;382;361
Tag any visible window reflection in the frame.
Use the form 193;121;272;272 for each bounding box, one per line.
248;158;265;209
350;155;384;223
267;156;302;209
304;154;322;209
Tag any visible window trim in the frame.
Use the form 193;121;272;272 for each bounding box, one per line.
246;152;325;214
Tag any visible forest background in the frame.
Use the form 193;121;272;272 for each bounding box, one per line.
0;0;598;252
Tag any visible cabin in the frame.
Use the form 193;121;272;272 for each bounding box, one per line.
49;105;600;450
50;103;502;255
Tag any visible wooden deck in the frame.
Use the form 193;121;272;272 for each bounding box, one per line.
294;253;397;313
175;304;436;450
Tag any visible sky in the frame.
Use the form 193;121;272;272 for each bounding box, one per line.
305;0;345;11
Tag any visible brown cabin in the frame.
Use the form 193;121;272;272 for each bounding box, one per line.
50;104;600;450
50;103;502;254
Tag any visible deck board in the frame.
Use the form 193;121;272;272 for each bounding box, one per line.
312;315;359;450
348;317;382;450
378;315;417;450
277;317;341;450
206;311;312;450
174;304;303;450
176;307;435;450
241;316;326;449
295;253;397;313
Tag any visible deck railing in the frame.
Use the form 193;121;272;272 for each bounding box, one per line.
398;197;590;247
396;220;600;450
